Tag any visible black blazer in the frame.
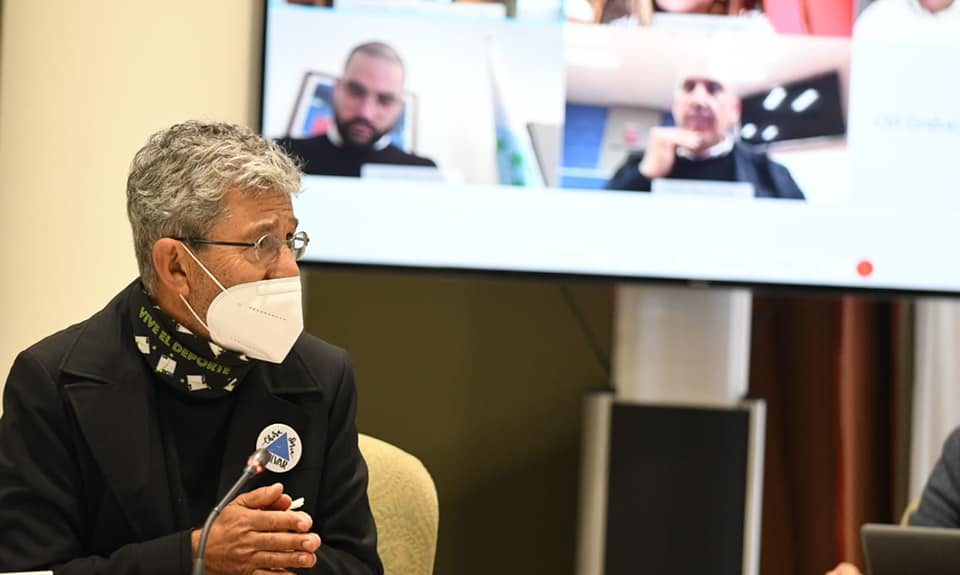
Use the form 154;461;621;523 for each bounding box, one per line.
606;142;806;200
0;281;382;575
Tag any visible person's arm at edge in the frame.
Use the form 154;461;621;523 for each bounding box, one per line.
605;151;652;191
0;349;192;575
823;428;960;575
910;427;960;528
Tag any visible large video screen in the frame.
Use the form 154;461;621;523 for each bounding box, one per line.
261;0;960;293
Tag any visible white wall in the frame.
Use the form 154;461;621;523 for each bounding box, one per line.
0;0;262;408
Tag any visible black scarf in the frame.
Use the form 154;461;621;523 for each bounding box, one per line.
128;285;253;398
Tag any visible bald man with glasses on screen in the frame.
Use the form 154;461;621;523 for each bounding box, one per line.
0;121;382;574
278;42;437;178
606;73;805;200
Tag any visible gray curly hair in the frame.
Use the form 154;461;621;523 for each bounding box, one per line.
126;121;301;294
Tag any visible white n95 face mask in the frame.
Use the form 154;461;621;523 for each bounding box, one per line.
178;243;304;364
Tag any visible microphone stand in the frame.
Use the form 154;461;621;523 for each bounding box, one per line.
192;448;270;575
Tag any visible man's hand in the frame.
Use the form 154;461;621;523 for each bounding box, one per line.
639;127;705;179
826;562;864;575
192;483;322;575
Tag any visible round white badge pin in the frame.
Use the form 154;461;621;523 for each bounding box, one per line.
256;423;302;474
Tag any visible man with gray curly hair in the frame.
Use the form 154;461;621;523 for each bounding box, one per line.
0;121;383;575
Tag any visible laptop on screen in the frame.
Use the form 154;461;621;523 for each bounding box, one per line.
651;178;755;199
359;164;444;182
862;523;960;575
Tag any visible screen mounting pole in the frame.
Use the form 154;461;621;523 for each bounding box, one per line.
612;284;753;405
575;284;762;575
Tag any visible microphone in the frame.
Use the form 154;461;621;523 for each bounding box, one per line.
192;447;271;575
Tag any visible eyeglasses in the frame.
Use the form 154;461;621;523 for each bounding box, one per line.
680;78;725;96
175;231;310;262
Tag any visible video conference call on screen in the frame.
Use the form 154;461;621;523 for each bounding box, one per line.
261;0;960;293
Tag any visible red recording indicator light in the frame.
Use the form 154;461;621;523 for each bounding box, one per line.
856;260;874;277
